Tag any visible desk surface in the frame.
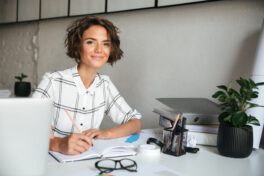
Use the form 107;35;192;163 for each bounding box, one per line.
46;145;264;176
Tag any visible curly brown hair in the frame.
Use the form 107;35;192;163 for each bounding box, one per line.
65;16;123;65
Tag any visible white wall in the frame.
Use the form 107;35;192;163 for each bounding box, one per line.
1;0;264;129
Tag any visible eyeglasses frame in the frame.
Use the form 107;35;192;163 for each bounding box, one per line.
95;158;137;174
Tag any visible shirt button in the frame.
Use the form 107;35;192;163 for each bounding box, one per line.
82;107;85;110
80;123;83;126
86;91;89;94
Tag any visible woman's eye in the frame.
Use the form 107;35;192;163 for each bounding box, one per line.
104;43;111;47
86;40;94;45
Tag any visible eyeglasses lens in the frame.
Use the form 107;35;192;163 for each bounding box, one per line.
98;159;116;168
96;159;115;173
120;159;137;171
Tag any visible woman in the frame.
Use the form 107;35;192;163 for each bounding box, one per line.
33;16;142;155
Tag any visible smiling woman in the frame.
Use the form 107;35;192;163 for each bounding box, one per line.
78;25;111;82
65;16;123;65
32;16;142;155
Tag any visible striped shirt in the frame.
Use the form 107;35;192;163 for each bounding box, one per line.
32;65;141;137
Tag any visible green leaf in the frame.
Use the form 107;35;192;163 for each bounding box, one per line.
228;88;241;101
247;115;260;126
15;76;22;81
247;92;258;100
15;73;28;82
212;91;226;99
217;85;228;91
237;78;247;88
218;112;230;124
223;115;232;123
249;79;257;88
250;92;258;99
247;102;259;109
231;111;247;127
239;77;251;89
218;95;226;102
21;73;28;79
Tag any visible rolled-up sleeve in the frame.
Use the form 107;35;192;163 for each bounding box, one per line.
104;76;142;124
32;73;54;99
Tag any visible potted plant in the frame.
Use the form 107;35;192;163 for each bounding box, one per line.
14;73;31;97
212;77;264;158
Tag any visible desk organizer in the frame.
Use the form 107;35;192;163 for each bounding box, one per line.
147;117;188;157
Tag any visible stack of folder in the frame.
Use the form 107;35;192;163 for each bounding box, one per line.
154;98;221;146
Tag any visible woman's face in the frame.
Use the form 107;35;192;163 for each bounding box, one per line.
79;25;111;70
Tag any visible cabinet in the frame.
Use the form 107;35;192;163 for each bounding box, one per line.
18;0;40;22
0;0;214;24
70;0;105;16
107;0;155;12
0;0;17;23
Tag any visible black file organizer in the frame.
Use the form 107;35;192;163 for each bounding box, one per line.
147;120;188;157
148;116;199;156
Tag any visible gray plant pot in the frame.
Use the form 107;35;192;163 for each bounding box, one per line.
217;124;253;158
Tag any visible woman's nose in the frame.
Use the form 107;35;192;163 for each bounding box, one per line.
95;43;102;53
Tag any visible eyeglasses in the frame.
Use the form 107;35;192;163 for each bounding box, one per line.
95;158;137;174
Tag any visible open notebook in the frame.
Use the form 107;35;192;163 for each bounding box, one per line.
49;133;150;163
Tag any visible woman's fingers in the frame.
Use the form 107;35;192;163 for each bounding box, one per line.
78;133;93;144
84;129;110;139
59;133;93;155
84;129;101;138
73;143;88;154
76;135;92;150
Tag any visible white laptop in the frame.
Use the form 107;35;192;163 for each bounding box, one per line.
0;98;53;176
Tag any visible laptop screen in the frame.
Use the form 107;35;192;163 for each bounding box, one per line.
0;98;53;176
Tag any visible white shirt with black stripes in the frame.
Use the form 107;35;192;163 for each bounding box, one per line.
32;65;141;137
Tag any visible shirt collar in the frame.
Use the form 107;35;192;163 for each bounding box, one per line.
71;65;100;95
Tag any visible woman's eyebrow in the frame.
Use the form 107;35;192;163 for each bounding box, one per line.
83;37;96;41
84;37;110;42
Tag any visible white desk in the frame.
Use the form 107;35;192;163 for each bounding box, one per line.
46;145;264;176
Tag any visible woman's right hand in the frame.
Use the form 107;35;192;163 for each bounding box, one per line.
50;133;93;155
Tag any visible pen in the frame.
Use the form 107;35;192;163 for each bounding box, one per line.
64;109;82;133
173;113;182;135
171;114;182;153
172;113;181;131
178;117;186;155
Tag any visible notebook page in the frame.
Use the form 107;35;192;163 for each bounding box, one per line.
49;148;100;163
92;137;136;157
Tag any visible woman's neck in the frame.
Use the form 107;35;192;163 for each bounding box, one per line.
77;64;97;89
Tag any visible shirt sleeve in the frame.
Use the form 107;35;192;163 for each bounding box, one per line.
32;72;54;99
104;76;142;124
32;72;55;128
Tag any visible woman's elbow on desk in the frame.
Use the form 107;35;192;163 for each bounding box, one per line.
129;118;142;133
94;118;142;139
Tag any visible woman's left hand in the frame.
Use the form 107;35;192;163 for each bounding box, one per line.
84;129;111;139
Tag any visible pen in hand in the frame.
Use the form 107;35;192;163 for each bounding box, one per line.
64;109;94;148
64;109;82;133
